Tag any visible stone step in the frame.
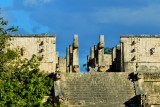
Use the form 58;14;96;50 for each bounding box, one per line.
59;72;137;107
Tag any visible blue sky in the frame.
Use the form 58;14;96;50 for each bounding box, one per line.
1;0;160;71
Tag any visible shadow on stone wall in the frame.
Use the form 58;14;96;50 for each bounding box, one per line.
124;96;139;107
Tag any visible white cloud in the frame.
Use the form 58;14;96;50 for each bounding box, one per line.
23;0;53;5
92;4;160;26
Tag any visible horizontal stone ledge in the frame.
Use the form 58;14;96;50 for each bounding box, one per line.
124;62;160;63
121;35;160;38
144;80;160;82
9;34;56;37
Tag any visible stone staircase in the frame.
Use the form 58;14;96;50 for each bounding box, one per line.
59;72;138;107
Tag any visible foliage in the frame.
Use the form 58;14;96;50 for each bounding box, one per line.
0;55;53;106
43;97;64;107
0;13;54;106
54;101;64;107
104;47;112;54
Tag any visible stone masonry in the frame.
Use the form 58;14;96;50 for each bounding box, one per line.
66;34;80;72
133;72;160;107
112;45;121;72
9;34;80;74
56;34;80;73
54;34;160;107
56;57;66;73
9;34;56;73
8;34;160;107
121;35;160;73
87;35;112;72
55;72;138;107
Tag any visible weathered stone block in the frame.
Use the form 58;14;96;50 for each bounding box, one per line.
9;34;57;73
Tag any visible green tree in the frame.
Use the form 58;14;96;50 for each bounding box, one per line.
0;14;54;106
104;47;112;54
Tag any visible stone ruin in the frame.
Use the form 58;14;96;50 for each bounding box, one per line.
9;34;160;107
8;34;57;73
87;35;112;72
56;34;80;73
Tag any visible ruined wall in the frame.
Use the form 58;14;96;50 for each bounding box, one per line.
9;33;160;106
104;54;112;71
87;35;112;72
9;34;57;73
56;57;66;73
121;35;160;72
53;34;160;107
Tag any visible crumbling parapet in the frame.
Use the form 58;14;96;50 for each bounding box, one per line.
66;34;80;72
56;57;66;73
56;34;80;73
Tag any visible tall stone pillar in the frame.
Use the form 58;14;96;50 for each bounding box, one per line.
58;34;80;73
112;47;116;63
120;42;124;72
69;45;73;72
65;34;80;72
73;34;79;48
99;35;104;49
73;34;79;66
94;45;98;67
87;35;109;72
73;34;79;72
87;55;90;71
90;47;94;59
98;35;105;67
66;47;70;72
